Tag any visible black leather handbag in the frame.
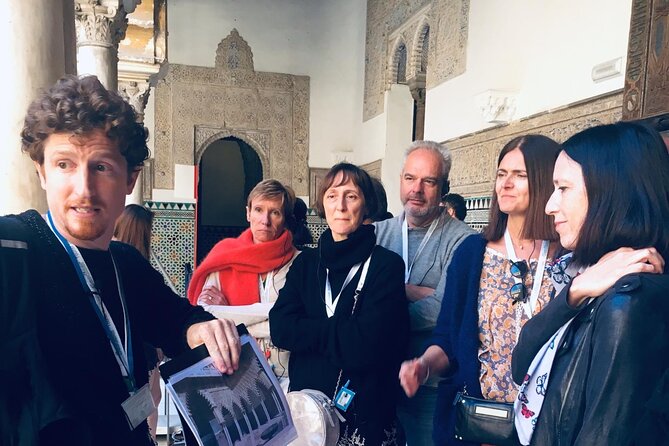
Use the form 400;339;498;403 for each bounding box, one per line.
453;389;519;446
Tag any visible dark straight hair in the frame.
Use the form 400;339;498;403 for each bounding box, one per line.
564;121;669;266
483;134;562;242
315;162;378;221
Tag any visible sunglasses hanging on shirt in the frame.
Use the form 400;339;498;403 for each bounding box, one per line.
509;260;529;304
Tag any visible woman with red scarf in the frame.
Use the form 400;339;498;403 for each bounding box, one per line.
187;179;299;377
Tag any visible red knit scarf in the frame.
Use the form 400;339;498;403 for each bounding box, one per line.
187;229;295;305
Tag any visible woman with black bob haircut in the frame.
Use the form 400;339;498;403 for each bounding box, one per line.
270;162;409;445
512;122;669;446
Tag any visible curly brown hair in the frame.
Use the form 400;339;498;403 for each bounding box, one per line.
21;75;149;172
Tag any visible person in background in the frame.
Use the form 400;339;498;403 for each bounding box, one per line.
441;193;467;221
512;122;669;446
375;140;474;445
113;204;162;443
270;162;409;445
187;179;299;378
291;197;313;249
365;176;393;223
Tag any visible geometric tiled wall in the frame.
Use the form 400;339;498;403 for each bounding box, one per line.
147;201;195;297
464;196;491;232
305;209;328;248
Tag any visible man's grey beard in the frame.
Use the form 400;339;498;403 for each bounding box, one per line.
404;203;442;220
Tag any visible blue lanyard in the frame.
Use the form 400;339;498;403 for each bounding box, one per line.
46;212;135;392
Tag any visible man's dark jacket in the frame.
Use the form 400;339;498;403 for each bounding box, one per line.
1;211;214;446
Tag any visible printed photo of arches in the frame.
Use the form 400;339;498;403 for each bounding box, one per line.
163;336;296;446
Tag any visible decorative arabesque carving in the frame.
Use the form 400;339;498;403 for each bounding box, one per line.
74;0;130;47
623;0;669;120
411;22;430;78
142;158;153;202
388;38;409;86
386;16;431;140
215;29;254;71
118;80;151;122
364;0;469;121
446;92;623;198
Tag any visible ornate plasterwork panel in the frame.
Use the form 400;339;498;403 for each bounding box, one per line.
429;0;469;88
446;92;623;197
153;30;310;196
364;0;469;121
215;28;254;71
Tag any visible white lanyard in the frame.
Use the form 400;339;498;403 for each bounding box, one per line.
324;255;372;318
258;270;275;303
504;229;549;320
46;213;134;385
401;212;441;283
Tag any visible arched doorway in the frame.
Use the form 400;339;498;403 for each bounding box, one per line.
196;137;263;263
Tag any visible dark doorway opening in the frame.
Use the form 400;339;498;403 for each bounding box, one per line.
196;137;262;264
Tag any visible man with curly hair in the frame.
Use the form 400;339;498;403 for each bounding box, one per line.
1;75;240;445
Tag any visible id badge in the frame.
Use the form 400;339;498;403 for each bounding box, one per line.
121;384;156;430
334;380;355;412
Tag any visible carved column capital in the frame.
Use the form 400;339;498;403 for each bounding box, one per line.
74;0;134;48
408;73;426;104
409;85;425;104
118;80;150;122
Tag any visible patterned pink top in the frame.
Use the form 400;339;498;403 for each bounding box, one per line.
477;247;553;402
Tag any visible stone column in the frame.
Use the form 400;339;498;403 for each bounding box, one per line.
118;80;151;204
0;0;74;214
408;73;426;141
74;0;138;90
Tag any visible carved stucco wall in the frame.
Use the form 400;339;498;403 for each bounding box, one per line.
364;0;470;121
153;30;309;197
448;91;624;198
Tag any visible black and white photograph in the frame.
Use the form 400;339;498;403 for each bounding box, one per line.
164;335;296;446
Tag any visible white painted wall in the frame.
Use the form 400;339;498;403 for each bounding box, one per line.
382;85;414;214
167;0;367;171
424;0;633;142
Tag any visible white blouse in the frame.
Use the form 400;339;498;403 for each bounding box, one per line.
199;250;300;339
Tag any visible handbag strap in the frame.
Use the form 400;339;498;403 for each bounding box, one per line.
330;250;373;405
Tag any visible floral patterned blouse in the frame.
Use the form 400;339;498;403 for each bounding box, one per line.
477;247;553;402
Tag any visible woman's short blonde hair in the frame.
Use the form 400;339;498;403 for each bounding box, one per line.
247;179;296;221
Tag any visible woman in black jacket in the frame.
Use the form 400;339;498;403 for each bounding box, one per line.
512;122;669;446
270;162;409;445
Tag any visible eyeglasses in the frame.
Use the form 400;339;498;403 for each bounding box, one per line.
509;260;529;304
